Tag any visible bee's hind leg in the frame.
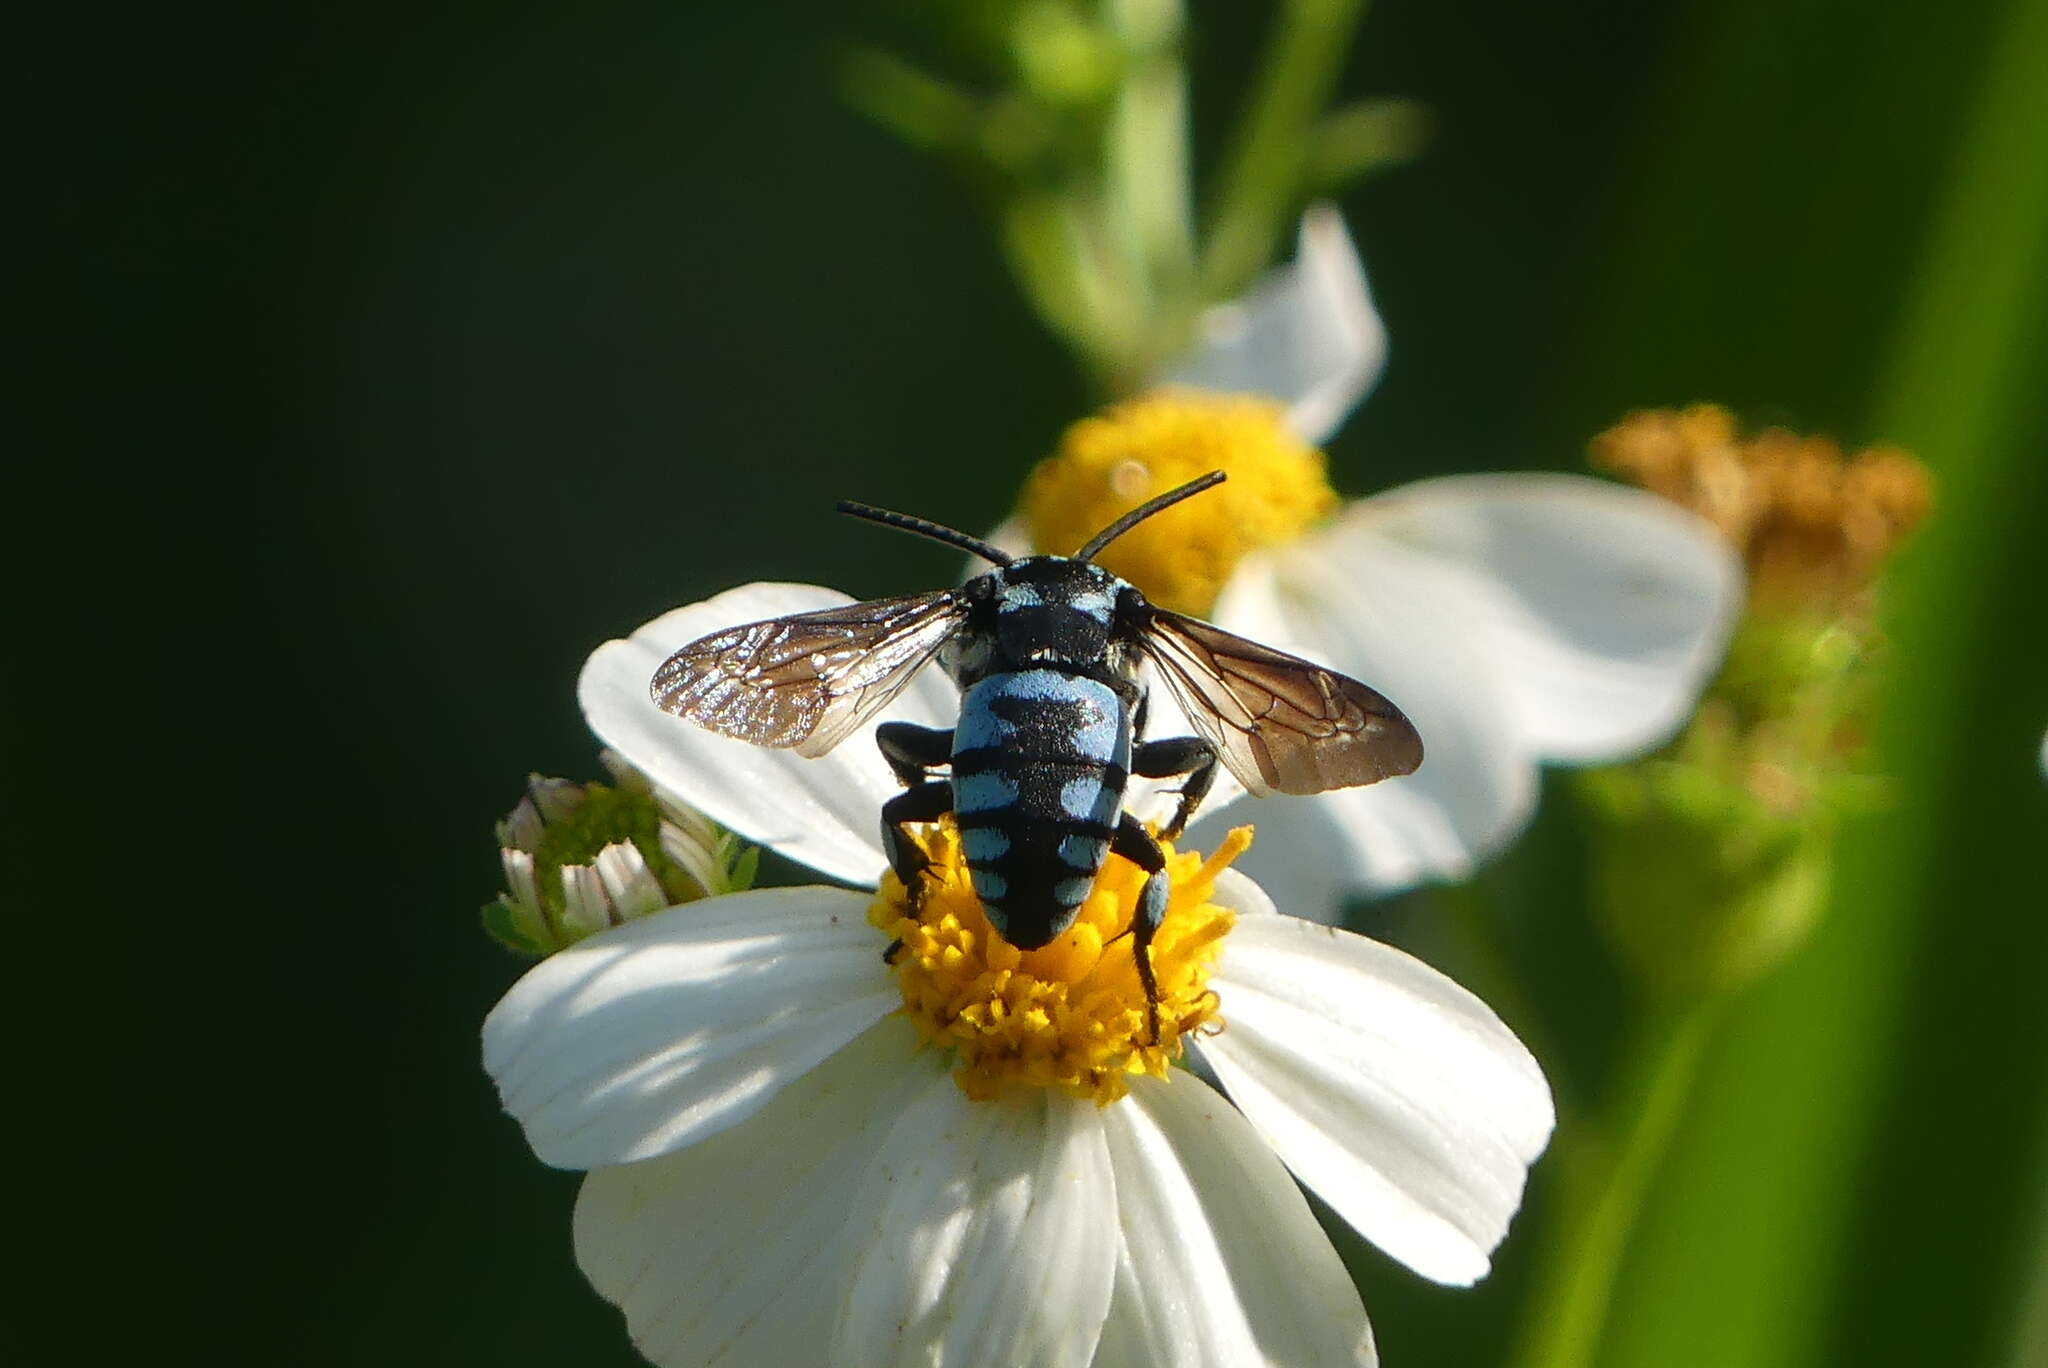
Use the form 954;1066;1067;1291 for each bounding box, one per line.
1109;812;1170;1045
879;780;954;963
875;723;959;963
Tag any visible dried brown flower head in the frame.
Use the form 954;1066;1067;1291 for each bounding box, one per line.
1591;405;1930;612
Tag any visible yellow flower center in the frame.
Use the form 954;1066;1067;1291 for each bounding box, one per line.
867;817;1252;1104
1022;390;1339;616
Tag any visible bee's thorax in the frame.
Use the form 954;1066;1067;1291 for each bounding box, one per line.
947;557;1137;687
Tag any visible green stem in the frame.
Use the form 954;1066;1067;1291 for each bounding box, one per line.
1099;0;1193;390
1509;1000;1722;1368
1199;0;1367;303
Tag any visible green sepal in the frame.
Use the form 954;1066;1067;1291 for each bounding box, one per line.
481;897;546;957
724;842;761;896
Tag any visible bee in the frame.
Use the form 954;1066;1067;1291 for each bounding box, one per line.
650;471;1423;1038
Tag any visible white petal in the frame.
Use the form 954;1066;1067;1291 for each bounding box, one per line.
837;1083;1117;1368
1093;1074;1376;1368
498;793;545;851
557;841;667;940
557;862;615;942
1207;866;1279;920
1157;204;1387;445
657;822;724;897
1188;790;1357;924
483;886;898;1169
979;516;1036;565
593;841;666;919
1202;549;1536;896
578;583;959;885
1201;911;1554;1286
500;847;540;913
1334;473;1741;761
574;1017;946;1368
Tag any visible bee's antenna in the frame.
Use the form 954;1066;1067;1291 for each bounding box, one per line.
1075;470;1228;561
836;501;1016;567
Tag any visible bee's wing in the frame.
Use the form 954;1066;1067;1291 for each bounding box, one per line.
1136;607;1423;797
651;590;967;758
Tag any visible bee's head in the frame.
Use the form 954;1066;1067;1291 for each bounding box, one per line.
987;557;1124;666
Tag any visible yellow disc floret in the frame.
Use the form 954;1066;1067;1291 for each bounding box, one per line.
1022;390;1338;616
868;817;1252;1104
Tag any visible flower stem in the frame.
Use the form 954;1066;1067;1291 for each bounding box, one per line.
1099;0;1193;389
1508;998;1721;1368
1199;0;1368;302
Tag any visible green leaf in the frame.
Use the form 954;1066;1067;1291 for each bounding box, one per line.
1578;0;2048;1363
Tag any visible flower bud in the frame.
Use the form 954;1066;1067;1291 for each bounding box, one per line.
1580;408;1928;996
483;754;758;956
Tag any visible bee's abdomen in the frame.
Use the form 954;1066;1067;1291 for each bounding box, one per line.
952;669;1130;948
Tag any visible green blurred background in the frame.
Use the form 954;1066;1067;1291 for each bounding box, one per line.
13;0;2046;1364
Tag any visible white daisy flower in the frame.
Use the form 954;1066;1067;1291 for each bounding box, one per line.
992;206;1746;913
483;586;1554;1367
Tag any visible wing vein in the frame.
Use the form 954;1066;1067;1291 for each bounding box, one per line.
650;591;965;755
1136;607;1423;796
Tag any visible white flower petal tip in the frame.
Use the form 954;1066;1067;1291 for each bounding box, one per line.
1099;1075;1378;1367
577;582;957;886
836;1086;1117;1368
1209;866;1278;919
977;515;1036;570
571;1019;943;1368
1160;202;1387;446
1204;912;1555;1287
574;1028;1117;1368
482;886;898;1170
1328;472;1744;763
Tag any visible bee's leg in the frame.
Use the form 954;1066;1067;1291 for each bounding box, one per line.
876;725;957;964
1109;812;1170;1045
876;722;954;790
1133;737;1219;841
879;780;954;955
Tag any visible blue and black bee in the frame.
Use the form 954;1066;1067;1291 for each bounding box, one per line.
650;472;1423;1038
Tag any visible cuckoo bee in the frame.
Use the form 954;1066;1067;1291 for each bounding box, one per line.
650;472;1424;1038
